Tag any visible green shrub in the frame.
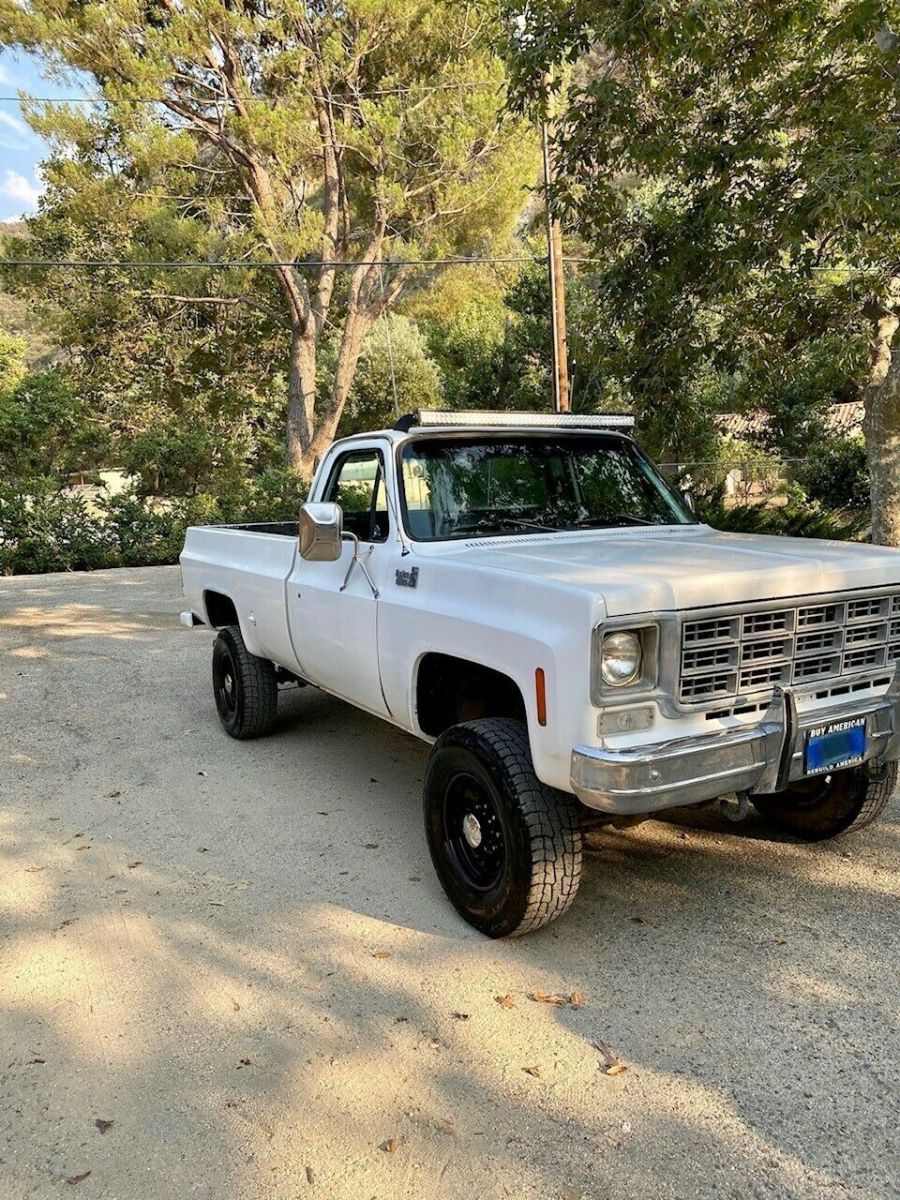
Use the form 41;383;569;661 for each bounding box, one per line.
0;483;113;574
0;472;310;576
99;493;183;567
696;494;868;541
796;435;869;512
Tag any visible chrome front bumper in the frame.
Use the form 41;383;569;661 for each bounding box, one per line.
571;674;900;815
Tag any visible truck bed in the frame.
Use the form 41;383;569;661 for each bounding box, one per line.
179;522;301;668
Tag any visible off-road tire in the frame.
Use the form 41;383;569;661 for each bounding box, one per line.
424;718;583;937
212;624;278;740
752;761;897;841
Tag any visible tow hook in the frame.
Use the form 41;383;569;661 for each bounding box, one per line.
719;792;752;822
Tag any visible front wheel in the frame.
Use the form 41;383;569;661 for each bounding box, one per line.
423;718;583;937
752;761;897;841
212;625;278;740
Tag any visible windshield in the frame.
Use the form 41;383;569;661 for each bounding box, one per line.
400;434;695;541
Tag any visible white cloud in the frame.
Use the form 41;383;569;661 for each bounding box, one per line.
0;111;29;138
0;63;17;88
1;169;43;213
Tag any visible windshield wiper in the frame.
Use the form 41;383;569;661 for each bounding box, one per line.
498;517;559;533
572;513;656;529
452;515;560;536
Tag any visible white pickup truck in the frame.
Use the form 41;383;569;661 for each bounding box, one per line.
180;410;900;937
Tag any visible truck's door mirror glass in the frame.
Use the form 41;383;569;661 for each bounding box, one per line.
299;502;343;561
681;489;696;514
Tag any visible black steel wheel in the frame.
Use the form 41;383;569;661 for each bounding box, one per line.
211;624;278;740
752;761;897;841
441;771;507;893
424;718;583;937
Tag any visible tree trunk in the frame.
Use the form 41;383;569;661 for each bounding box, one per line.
286;325;318;482
306;304;377;465
864;300;900;547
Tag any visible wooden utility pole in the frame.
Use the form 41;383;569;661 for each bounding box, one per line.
541;108;570;413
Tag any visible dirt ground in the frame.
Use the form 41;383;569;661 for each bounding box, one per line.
1;565;899;1200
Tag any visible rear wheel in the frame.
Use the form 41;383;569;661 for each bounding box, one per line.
752;761;897;841
424;718;583;937
212;625;278;740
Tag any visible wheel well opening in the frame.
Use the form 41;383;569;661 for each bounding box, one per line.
416;653;527;738
204;591;238;629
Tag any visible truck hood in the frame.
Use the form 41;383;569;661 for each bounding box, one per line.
456;525;900;615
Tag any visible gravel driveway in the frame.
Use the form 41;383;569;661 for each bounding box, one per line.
1;566;898;1200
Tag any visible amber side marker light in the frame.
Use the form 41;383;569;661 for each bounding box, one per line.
535;668;547;726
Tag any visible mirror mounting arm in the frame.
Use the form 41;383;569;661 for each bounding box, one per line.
340;532;380;599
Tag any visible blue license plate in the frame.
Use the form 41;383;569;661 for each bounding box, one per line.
804;719;867;776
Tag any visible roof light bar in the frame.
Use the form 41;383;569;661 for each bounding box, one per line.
404;409;635;432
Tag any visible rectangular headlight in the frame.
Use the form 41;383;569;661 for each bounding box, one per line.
591;624;659;702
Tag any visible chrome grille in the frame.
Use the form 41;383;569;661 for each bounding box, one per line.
679;589;900;705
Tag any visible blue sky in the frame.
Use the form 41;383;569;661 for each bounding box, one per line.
0;47;82;222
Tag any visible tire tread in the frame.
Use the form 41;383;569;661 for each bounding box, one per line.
214;625;278;739
428;718;583;936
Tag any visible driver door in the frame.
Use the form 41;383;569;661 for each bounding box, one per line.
287;446;392;716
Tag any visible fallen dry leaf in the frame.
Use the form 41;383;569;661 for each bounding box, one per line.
30;1056;46;1065
66;1172;91;1185
593;1040;625;1074
237;1058;253;1068
126;861;141;869
774;938;788;946
494;994;516;1009
364;842;379;849
530;990;565;1006
305;1165;315;1184
106;791;121;799
451;1012;470;1021
231;999;241;1012
380;1137;402;1153
630;916;645;925
371;950;391;959
522;1065;542;1078
94;1119;113;1134
76;845;92;851
24;865;47;873
569;990;584;1008
408;875;421;882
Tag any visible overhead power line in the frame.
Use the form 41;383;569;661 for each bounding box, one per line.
0;255;546;270
0;80;502;106
0;256;876;274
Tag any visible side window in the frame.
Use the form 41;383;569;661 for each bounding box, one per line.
324;450;389;542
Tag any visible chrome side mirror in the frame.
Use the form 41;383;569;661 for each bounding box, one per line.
681;489;696;514
299;502;343;561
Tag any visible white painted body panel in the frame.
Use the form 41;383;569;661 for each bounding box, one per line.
180;429;900;796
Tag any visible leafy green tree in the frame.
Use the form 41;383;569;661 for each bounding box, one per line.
0;331;27;393
2;0;537;480
0;366;106;488
336;314;441;435
504;1;900;543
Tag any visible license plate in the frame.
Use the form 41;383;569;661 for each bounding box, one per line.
804;718;867;776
